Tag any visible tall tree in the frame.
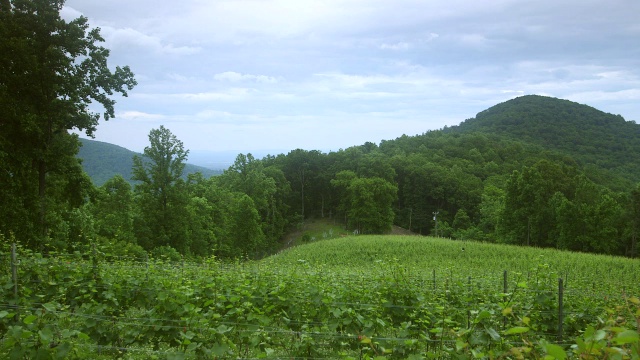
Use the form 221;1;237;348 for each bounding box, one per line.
132;126;189;253
90;175;135;243
0;0;136;248
331;172;397;234
499;160;577;247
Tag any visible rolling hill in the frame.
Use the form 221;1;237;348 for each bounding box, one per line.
448;95;640;184
77;138;222;186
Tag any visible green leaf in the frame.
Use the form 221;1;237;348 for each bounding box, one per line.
55;342;72;358
613;330;639;345
38;327;53;344
543;343;567;359
485;326;501;341
593;329;606;341
23;314;38;325
505;326;529;335
186;342;199;352
211;343;229;356
42;303;56;312
0;310;9;319
216;324;231;334
475;310;491;323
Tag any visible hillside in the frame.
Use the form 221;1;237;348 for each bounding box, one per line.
449;95;640;184
77;138;222;186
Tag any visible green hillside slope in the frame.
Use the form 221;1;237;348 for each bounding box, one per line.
263;235;639;283
77;138;221;186
450;95;640;183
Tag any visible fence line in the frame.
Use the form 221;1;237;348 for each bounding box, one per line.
0;303;573;347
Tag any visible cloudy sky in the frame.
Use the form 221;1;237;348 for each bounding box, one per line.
64;0;640;166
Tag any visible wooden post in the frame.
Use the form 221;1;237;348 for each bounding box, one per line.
558;278;564;342
11;243;18;321
467;276;472;329
503;270;507;294
145;253;149;282
92;243;97;278
503;270;508;328
433;269;436;291
11;243;18;299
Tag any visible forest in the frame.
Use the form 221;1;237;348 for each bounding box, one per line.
3;97;640;260
1;0;639;260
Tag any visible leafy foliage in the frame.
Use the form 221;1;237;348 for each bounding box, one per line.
0;0;135;250
1;238;638;358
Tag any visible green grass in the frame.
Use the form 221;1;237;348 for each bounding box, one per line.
264;234;640;295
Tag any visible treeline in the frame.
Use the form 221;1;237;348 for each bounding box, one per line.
3;119;640;259
81;119;639;259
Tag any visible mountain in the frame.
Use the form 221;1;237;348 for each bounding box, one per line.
77;138;222;186
447;95;640;186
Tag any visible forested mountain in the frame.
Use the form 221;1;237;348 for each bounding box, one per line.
448;95;640;188
77;138;222;186
5;93;640;260
83;95;639;259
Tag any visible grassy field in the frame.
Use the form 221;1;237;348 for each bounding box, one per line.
1;234;639;359
266;234;640;292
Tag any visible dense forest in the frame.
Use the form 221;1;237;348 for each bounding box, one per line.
5;94;640;260
84;96;640;259
1;0;639;260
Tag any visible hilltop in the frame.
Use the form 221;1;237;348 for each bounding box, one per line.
450;95;640;185
77;138;222;186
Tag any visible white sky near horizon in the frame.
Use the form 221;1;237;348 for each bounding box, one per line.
64;0;640;161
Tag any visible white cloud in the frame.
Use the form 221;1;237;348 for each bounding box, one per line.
118;111;166;121
100;27;201;55
379;42;411;51
65;0;640;155
214;71;278;83
60;6;83;21
171;88;253;102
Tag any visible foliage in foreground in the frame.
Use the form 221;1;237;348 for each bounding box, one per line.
0;237;638;359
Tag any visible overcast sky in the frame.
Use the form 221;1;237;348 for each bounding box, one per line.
64;0;640;163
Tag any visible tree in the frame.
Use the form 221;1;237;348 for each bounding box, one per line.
478;184;505;239
499;160;577;247
132;126;189;253
90;175;135;243
331;172;397;234
228;193;265;257
553;177;624;254
0;0;136;248
217;154;291;250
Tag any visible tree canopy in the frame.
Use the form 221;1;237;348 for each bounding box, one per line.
0;0;136;250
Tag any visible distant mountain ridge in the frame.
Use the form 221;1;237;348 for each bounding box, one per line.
77;138;222;186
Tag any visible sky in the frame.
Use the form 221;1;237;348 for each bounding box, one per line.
64;0;640;167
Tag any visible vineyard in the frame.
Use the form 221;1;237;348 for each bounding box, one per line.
1;236;639;359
